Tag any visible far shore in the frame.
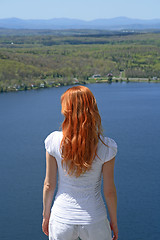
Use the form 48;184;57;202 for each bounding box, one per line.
1;77;160;94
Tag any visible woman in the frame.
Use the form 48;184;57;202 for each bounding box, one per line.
42;86;118;240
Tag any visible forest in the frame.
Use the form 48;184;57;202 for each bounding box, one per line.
0;29;160;92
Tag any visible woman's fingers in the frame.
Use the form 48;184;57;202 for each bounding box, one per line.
110;222;118;240
42;218;49;236
42;224;49;236
112;233;118;240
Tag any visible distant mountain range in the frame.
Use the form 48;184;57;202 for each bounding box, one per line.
0;17;160;30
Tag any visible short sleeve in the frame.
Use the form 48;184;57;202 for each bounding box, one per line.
103;137;118;163
44;132;56;157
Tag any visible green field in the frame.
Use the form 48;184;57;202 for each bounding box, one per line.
0;29;160;92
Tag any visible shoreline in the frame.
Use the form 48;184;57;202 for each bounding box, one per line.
1;78;160;94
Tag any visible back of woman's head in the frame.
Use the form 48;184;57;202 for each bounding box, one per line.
61;85;102;177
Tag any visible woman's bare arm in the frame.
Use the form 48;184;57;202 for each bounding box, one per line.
102;157;118;240
42;151;57;236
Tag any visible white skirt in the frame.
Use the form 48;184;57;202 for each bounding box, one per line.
49;217;112;240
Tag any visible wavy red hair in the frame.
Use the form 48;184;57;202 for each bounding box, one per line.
60;85;103;177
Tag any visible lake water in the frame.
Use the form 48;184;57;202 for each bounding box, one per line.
0;82;159;240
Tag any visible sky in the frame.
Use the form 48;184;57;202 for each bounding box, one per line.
0;0;160;20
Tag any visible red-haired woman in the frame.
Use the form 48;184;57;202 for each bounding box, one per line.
42;86;118;240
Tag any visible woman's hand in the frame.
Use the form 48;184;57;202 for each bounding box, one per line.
110;222;118;240
42;218;49;236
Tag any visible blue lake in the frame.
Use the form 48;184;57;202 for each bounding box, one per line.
0;82;160;240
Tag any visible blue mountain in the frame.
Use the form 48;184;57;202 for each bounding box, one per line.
0;17;160;30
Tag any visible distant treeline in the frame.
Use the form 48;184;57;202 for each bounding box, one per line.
0;30;160;91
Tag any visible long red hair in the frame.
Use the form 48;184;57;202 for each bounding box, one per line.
60;85;103;177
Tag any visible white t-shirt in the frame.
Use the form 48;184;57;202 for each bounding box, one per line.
44;131;117;225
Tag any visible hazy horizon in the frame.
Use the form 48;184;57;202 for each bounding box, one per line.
0;0;159;21
0;16;159;21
